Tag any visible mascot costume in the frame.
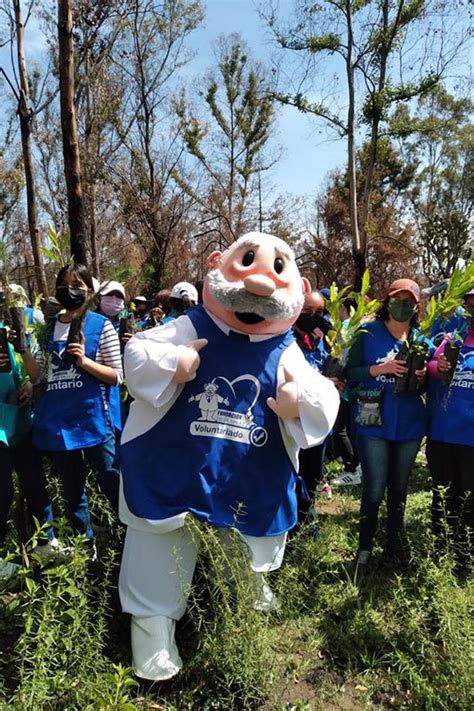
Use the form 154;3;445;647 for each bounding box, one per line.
119;232;339;680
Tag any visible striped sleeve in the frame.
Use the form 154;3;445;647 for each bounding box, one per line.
97;319;123;383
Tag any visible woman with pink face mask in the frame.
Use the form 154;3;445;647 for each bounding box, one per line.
97;281;128;435
98;281;126;325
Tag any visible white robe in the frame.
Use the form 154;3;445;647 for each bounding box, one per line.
118;309;339;619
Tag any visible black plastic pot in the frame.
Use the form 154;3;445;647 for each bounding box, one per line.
9;307;27;354
0;327;12;373
322;355;345;380
119;316;134;353
64;315;85;365
393;342;410;394
440;341;460;386
406;352;427;392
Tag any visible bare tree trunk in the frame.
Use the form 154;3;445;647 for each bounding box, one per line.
89;184;100;278
83;42;100;279
13;0;48;296
58;0;87;265
345;0;365;289
359;1;405;287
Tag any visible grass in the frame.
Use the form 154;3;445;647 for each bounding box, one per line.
0;457;473;710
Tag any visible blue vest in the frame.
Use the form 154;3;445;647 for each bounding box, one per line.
430;309;467;346
33;311;111;451
297;336;326;373
355;320;432;441
121;306;298;536
427;338;474;447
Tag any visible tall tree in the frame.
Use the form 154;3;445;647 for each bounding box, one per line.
264;0;467;286
391;87;473;280
299;139;419;293
0;0;49;294
107;0;204;287
58;0;87;264
73;0;129;277
174;36;277;244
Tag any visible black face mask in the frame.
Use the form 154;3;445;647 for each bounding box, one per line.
55;286;87;312
296;313;329;336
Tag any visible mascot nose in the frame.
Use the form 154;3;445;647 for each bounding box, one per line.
244;274;276;297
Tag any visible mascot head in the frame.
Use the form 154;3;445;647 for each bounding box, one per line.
203;232;310;336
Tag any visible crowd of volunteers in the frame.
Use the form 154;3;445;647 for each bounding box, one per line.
0;264;473;582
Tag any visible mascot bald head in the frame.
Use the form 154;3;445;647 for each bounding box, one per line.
203;232;310;335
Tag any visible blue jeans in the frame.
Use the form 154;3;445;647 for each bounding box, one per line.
0;438;54;547
357;436;421;551
51;428;119;541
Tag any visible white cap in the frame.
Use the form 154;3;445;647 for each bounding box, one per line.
99;280;126;298
7;284;29;305
134;295;147;303
92;277;100;293
170;281;198;303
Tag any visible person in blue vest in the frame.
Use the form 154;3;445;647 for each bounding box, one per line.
118;232;339;681
293;289;332;522
0;328;55;579
346;278;434;578
160;281;199;324
327;297;362;488
97;279;128;439
423;281;468;346
30;264;123;551
131;296;150;330
430;307;468;347
426;288;474;574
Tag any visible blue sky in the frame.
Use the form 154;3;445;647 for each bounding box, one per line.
185;1;347;197
0;0;347;200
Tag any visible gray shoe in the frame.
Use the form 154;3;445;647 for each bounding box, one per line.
333;466;362;487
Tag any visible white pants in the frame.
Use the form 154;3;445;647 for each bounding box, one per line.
119;525;287;620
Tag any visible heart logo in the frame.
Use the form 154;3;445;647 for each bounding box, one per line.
212;375;261;414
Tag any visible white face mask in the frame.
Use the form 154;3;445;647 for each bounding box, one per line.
101;294;124;317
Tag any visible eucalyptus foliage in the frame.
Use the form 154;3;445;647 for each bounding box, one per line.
324;269;380;362
419;261;474;337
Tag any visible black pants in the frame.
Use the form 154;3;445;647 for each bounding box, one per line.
426;439;474;557
327;399;359;472
297;442;326;519
0;438;54;547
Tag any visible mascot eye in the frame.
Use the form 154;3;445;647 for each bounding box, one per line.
274;257;284;274
242;250;255;266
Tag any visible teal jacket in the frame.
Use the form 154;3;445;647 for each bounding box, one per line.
0;336;32;446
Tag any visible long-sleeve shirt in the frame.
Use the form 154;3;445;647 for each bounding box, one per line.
427;330;474;379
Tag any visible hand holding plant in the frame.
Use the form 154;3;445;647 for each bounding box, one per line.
67;332;86;367
375;358;408;377
437;354;451;373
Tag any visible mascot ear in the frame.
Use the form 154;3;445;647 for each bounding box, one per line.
301;277;311;294
207;250;223;269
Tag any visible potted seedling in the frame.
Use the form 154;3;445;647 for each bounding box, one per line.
323;270;380;379
394;335;431;394
9;303;28;354
419;262;474;387
439;336;462;386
